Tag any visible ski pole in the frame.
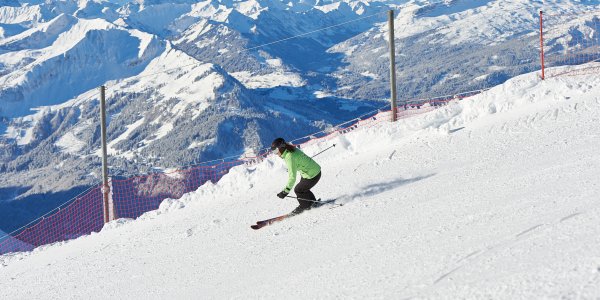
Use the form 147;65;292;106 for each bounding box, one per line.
285;195;343;208
285;195;322;203
311;144;336;158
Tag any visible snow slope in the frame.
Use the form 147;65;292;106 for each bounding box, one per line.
1;65;600;298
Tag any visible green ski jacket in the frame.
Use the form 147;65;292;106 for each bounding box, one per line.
281;149;321;193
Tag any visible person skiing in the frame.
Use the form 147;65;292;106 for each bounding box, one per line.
271;137;321;215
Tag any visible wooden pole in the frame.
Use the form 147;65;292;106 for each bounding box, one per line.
388;10;398;121
100;86;111;223
539;11;545;80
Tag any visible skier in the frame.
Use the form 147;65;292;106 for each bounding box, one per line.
271;137;321;215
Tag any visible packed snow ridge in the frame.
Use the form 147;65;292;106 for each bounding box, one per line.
1;64;599;299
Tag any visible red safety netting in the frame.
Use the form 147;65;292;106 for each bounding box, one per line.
292;89;485;147
0;90;487;256
542;10;600;78
0;186;104;254
111;159;256;219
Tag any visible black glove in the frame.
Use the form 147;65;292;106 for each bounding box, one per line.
277;191;288;199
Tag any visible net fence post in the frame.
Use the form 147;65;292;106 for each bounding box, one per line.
539;10;545;80
388;10;398;121
100;86;112;223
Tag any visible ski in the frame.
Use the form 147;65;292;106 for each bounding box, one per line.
250;199;341;230
251;214;292;230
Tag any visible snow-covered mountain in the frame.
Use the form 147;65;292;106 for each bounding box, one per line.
1;17;164;118
331;0;600;100
1;63;599;298
0;0;599;235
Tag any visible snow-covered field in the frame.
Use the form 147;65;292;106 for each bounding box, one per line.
1;65;600;299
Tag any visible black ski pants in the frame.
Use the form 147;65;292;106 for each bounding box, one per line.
294;171;321;208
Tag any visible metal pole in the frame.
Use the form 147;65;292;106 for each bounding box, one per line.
539;10;545;80
310;144;336;158
388;10;398;122
100;86;111;223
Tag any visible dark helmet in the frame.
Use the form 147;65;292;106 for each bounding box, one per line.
271;137;286;151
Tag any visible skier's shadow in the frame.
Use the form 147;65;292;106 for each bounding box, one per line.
336;174;435;203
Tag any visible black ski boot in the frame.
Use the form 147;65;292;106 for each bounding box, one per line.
290;205;311;216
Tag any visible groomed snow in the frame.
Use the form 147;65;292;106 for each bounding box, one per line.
1;65;600;299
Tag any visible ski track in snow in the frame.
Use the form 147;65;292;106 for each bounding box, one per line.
1;66;600;299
